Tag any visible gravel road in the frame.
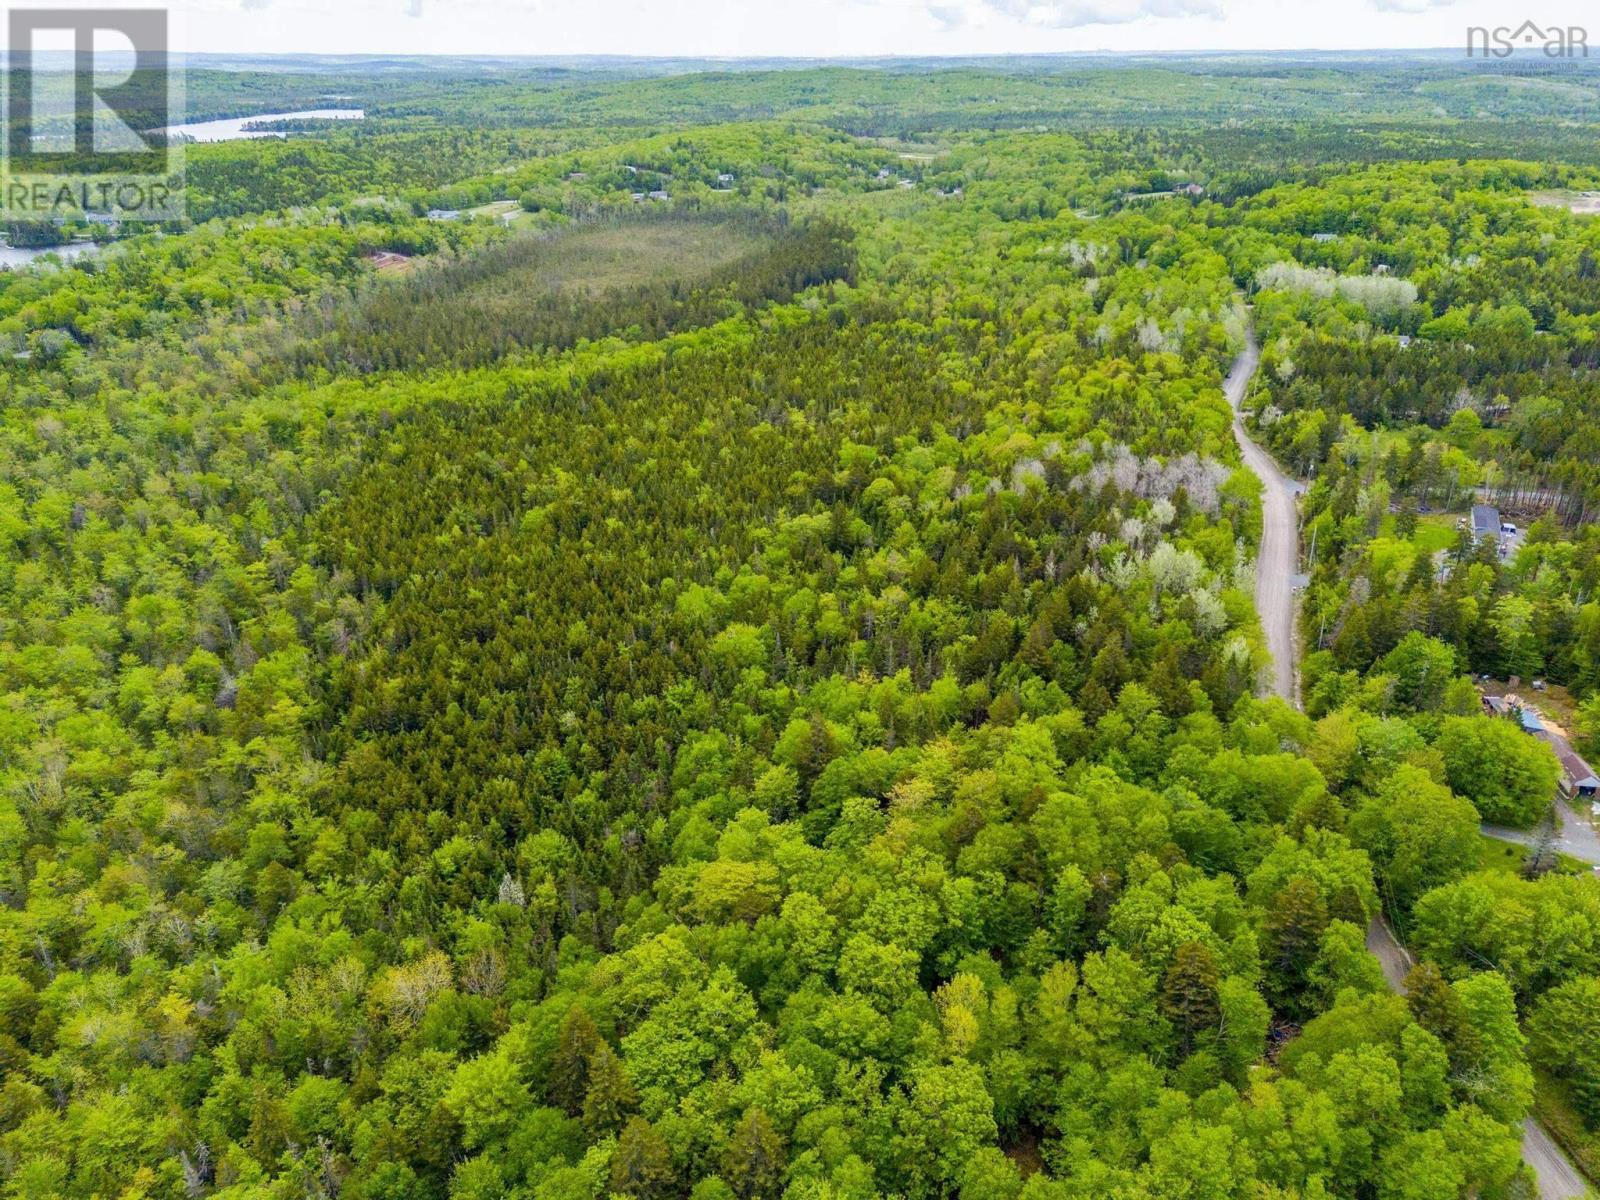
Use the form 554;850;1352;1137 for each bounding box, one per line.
1227;326;1591;1200
1225;332;1298;704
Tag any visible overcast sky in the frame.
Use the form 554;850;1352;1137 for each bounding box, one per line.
23;0;1600;58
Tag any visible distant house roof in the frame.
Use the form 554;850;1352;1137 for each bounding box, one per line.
426;209;460;221
1519;707;1545;733
1472;504;1501;537
1312;232;1339;243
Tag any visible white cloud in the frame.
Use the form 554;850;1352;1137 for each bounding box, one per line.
62;0;1598;58
928;0;1223;30
1368;0;1460;13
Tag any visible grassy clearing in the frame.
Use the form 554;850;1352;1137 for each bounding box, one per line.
1480;834;1533;874
869;136;949;160
1477;832;1590;877
1374;510;1465;549
475;218;770;300
1413;512;1465;553
465;199;521;219
1367;512;1466;586
291;210;853;373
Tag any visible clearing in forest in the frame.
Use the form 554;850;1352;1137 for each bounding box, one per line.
1529;190;1600;215
297;211;852;372
501;216;771;296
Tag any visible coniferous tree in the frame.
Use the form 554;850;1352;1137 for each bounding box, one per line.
1161;942;1222;1057
610;1117;674;1199
547;1007;602;1116
581;1043;637;1138
722;1108;787;1200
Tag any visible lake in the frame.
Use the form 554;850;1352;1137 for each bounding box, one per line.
165;108;366;143
0;243;98;270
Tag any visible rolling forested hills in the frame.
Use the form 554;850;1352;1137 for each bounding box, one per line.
6;54;1600;1200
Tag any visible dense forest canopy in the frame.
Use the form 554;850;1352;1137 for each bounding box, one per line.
5;51;1600;1200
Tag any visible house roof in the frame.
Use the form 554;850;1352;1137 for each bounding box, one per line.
1472;504;1500;535
1560;751;1600;787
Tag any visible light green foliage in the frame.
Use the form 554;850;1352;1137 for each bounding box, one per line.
1528;976;1600;1122
1349;765;1482;915
1412;870;1600;998
1436;715;1562;828
0;62;1585;1200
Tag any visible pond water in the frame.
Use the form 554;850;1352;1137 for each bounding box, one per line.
165;108;366;143
0;243;98;270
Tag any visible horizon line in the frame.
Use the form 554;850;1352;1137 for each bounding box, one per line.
30;45;1584;60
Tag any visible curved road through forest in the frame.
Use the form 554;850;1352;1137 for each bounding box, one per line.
1364;919;1590;1200
1226;329;1590;1200
1224;330;1298;704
